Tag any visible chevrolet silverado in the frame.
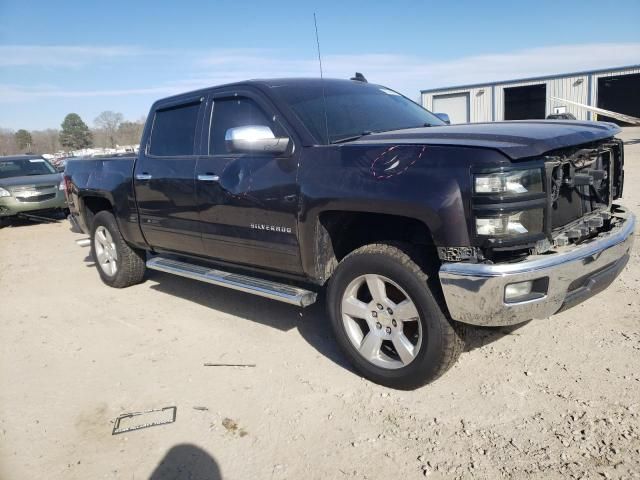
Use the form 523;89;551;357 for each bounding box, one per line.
64;78;635;389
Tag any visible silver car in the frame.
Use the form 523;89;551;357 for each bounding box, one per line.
0;155;67;225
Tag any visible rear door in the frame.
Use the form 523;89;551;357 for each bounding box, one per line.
195;88;303;273
134;96;205;255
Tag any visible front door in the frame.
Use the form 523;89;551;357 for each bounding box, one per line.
134;96;204;255
195;90;302;273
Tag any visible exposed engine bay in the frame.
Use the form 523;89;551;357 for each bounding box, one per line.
545;138;624;248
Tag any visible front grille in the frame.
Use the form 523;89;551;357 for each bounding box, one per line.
10;184;56;194
10;184;58;203
16;193;56;203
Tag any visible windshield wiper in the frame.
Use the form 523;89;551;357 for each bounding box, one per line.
331;131;373;144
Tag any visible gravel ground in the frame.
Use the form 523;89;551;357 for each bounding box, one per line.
1;127;639;480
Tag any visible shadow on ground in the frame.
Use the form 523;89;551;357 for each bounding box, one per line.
624;138;640;145
0;211;65;229
146;269;519;375
463;321;531;353
150;444;221;480
147;270;353;372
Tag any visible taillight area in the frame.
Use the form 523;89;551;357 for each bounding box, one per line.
62;175;72;201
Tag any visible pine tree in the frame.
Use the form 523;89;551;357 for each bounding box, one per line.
14;129;33;151
59;113;93;150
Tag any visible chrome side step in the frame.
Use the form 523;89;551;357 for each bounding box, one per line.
146;256;317;307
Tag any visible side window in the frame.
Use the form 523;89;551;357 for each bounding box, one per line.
209;97;278;154
149;101;200;156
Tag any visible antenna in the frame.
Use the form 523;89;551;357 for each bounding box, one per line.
313;13;330;145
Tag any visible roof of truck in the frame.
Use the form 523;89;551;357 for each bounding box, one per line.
154;78;380;103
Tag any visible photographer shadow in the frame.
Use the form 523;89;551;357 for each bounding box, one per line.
150;444;222;480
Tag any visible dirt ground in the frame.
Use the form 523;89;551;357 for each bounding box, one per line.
1;128;639;480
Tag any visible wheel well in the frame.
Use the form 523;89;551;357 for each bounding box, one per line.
316;211;436;282
82;196;113;229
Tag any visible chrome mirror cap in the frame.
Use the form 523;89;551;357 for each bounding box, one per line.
225;125;290;154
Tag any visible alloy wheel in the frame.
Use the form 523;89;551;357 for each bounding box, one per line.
341;274;422;369
94;226;118;276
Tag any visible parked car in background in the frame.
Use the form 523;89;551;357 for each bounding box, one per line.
50;156;77;172
0;155;67;226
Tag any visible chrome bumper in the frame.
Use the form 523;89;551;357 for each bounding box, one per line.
439;208;636;326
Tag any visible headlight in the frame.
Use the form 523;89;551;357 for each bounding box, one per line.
475;209;543;237
0;187;10;197
59;179;65;191
474;169;543;195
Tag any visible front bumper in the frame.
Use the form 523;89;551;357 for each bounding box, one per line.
0;190;67;217
439;207;636;326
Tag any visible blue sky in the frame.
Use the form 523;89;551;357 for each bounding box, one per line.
1;0;639;130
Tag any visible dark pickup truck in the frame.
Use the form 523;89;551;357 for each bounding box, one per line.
65;78;635;389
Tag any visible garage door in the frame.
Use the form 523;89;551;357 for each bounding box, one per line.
504;84;546;120
432;93;470;124
597;73;640;126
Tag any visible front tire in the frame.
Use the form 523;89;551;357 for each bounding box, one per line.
327;243;464;390
90;210;146;288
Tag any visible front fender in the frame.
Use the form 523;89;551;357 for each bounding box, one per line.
297;144;509;279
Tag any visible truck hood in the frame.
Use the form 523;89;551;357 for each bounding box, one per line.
353;120;621;160
0;173;62;189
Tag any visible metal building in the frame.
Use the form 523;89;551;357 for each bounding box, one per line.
420;64;640;125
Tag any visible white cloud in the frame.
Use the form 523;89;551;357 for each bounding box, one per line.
0;45;164;67
172;42;640;96
0;43;638;107
0;84;180;103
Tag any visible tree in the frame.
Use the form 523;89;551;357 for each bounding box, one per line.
94;110;124;148
59;113;92;150
0;128;18;155
116;120;144;146
31;129;60;154
14;129;32;151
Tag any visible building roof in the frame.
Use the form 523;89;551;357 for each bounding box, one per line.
420;64;640;94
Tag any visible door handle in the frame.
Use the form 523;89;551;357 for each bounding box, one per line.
136;173;152;181
197;174;220;182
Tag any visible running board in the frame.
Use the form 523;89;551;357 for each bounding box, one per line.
146;256;317;307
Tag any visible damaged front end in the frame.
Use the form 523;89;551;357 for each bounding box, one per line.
437;137;635;327
546;138;624;248
450;137;627;263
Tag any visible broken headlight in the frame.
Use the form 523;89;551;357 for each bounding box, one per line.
474;169;543;195
475;209;543;237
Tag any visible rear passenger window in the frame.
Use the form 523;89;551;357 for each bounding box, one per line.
209;97;278;154
149;101;200;156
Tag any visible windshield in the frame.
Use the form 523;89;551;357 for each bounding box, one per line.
0;158;57;179
273;81;445;144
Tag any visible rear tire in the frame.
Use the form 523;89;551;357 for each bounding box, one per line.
327;243;464;390
90;210;146;288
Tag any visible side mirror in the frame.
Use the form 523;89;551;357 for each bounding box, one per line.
435;113;451;125
225;125;290;154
